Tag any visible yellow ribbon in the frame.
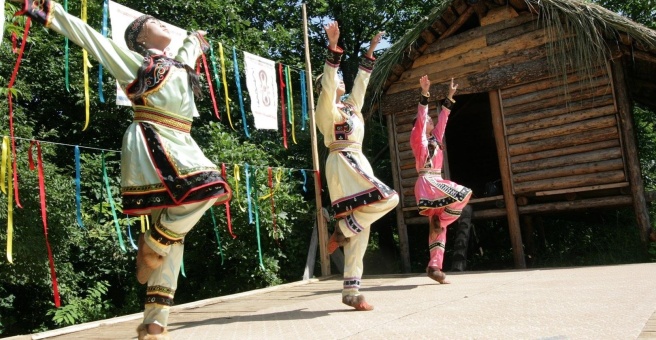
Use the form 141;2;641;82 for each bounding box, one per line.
287;66;297;144
219;43;235;131
260;168;283;200
233;164;246;212
81;0;90;131
140;215;150;233
2;136;14;263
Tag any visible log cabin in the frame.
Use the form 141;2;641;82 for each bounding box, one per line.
367;0;656;271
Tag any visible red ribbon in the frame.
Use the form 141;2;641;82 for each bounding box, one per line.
29;141;61;308
267;167;278;243
221;163;236;239
278;63;288;149
7;18;32;209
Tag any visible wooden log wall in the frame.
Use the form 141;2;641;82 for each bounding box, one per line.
384;5;632;225
501;67;628;196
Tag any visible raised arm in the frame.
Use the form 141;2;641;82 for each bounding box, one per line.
16;0;141;85
411;76;431;169
432;78;458;142
175;31;209;67
345;31;384;113
315;22;344;136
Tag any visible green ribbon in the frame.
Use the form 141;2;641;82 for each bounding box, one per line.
209;206;224;265
251;169;264;269
101;152;126;252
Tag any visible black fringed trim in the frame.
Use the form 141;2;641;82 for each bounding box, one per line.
326;46;343;66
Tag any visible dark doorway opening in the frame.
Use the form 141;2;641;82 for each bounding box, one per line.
443;92;500;198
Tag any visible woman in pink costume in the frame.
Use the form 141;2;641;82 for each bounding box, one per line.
411;75;472;284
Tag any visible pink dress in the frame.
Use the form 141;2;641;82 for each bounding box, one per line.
411;98;472;270
411;99;471;221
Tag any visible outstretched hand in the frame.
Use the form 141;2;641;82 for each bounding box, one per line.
447;78;458;101
324;21;340;50
420;75;430;96
366;31;385;58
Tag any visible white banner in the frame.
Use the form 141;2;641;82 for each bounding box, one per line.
108;1;187;106
243;51;278;130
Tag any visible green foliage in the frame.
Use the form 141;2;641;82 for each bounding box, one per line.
593;0;656;29
47;281;111;327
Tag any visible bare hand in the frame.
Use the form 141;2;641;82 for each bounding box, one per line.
324;22;340;50
195;30;207;36
447;78;458;101
366;31;385;57
419;75;430;96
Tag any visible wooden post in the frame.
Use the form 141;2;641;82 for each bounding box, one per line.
386;114;411;273
302;3;330;276
489;89;526;268
609;59;652;243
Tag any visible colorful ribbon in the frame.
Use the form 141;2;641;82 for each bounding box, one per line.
81;0;90;130
232;47;249;137
209;206;224;264
126;216;138;250
63;0;70;92
250;169;264;269
97;0;109;102
28;141;61;308
180;254;186;278
233;164;246;212
221;163;236;238
74;146;85;228
300;70;308;130
208;42;222;119
285;66;297;144
7;18;31;209
278;64;288;149
2;137;14;263
140;215;150;233
198;36;220;120
218;43;235;130
301;169;307;193
245;163;253;224
101;152;126;252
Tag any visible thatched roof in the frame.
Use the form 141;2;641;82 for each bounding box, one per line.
368;0;656;111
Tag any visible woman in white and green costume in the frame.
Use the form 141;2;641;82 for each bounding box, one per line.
14;1;232;339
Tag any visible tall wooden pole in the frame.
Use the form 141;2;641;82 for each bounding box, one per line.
489;89;526;269
609;59;652;243
302;3;330;276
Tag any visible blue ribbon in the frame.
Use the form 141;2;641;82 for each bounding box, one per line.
64;0;69;92
74;146;85;229
180;254;186;278
251;170;264;269
300;70;307;130
208;42;222;100
209;207;224;265
232;47;250;138
126;216;138;250
301;169;307;193
245;163;253;223
98;0;109;103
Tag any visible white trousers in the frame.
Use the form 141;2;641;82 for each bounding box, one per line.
142;199;217;326
338;193;398;296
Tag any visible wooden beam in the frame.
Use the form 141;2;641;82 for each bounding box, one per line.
535;182;629;197
609;59;652;243
387;114;411;273
518;195;633;214
489;89;526;268
438;6;476;42
480;5;519;26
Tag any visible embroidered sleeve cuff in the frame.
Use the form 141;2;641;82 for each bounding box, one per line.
442;97;455;110
419;94;429;106
359;55;376;72
16;0;53;27
326;46;343;66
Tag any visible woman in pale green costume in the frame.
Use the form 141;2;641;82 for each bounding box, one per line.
13;1;232;338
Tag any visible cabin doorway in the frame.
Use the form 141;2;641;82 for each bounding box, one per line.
443;92;500;199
